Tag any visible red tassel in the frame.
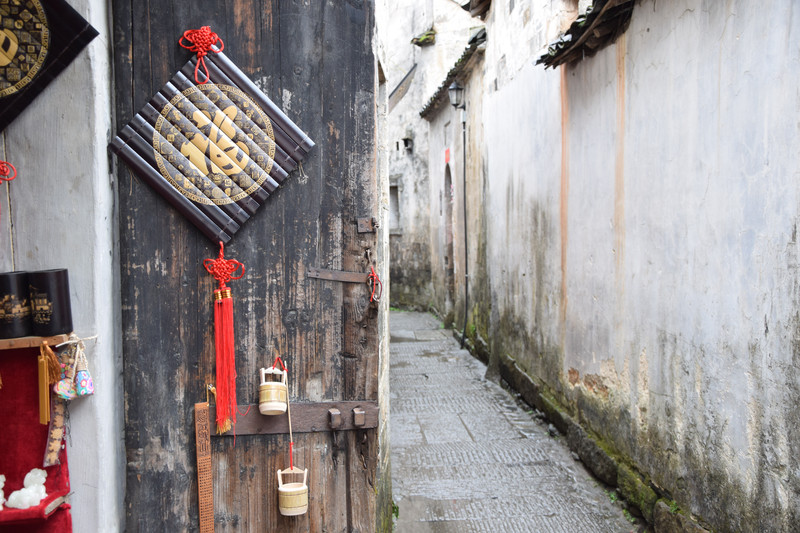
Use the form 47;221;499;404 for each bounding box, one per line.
214;289;236;433
204;242;244;434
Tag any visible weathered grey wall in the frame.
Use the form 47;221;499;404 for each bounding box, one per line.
376;0;474;311
0;0;123;530
479;0;800;530
375;46;393;532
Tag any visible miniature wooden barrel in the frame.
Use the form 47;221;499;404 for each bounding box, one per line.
258;382;287;415
259;366;288;415
278;483;308;516
277;468;308;516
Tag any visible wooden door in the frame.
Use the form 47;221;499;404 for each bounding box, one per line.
111;1;380;530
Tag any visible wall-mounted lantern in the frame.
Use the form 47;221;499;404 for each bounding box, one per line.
448;81;465;109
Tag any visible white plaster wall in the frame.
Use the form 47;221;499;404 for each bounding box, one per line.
0;0;123;530
609;3;800;525
482;0;800;528
482;0;573;379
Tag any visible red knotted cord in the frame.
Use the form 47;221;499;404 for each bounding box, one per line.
368;266;382;302
203;240;244;289
179;26;224;84
271;355;287;372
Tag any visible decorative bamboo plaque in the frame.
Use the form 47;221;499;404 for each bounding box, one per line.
109;43;315;243
0;0;98;131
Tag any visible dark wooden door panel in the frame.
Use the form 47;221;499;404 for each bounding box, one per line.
112;1;377;530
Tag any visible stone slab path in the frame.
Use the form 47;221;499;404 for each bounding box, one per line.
390;311;639;533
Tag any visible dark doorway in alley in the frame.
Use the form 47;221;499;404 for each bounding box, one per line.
444;165;455;310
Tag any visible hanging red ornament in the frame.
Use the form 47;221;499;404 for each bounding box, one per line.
203;241;244;434
179;26;224;85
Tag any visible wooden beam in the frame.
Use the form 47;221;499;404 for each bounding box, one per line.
211;400;379;436
0;334;70;351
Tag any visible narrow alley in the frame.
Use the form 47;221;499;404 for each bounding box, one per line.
390;311;642;532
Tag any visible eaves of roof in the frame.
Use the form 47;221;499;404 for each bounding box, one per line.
419;28;487;120
461;0;491;20
536;0;635;69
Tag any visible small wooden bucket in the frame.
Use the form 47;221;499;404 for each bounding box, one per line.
259;366;288;415
277;466;308;516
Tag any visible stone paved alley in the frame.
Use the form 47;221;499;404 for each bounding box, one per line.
390;311;641;533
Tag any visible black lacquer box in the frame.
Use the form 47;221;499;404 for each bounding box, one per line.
0;271;32;338
28;268;72;336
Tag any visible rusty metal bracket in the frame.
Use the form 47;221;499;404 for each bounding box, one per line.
357;216;378;233
307;266;369;284
212;400;378;436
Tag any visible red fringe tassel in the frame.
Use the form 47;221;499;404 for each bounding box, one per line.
214;289;236;434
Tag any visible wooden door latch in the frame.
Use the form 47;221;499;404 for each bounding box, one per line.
307;267;368;284
328;407;366;430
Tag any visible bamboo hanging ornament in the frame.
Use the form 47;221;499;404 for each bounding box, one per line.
259;356;288;415
203;241;244;433
275;357;309;516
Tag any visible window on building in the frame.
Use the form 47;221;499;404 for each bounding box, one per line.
389;184;401;233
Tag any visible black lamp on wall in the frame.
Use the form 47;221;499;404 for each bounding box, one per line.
448;81;465;109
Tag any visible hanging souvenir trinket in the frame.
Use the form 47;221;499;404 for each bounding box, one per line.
259;356;288;415
53;334;94;399
74;339;94;396
203;241;244;433
274;357;308;516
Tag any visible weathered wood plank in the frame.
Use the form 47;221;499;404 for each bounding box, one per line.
335;0;379;404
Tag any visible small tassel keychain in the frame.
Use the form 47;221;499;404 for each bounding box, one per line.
203;241;244;434
38;341;60;424
53;348;77;400
74;338;94;396
54;334;94;399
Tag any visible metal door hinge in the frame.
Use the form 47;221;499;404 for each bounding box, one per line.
357;216;378;234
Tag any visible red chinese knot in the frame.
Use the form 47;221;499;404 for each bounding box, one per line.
179;26;224;84
203;241;244;289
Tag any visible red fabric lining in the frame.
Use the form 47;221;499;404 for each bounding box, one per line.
0;348;71;531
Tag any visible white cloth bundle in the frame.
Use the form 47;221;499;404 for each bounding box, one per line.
5;468;47;509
